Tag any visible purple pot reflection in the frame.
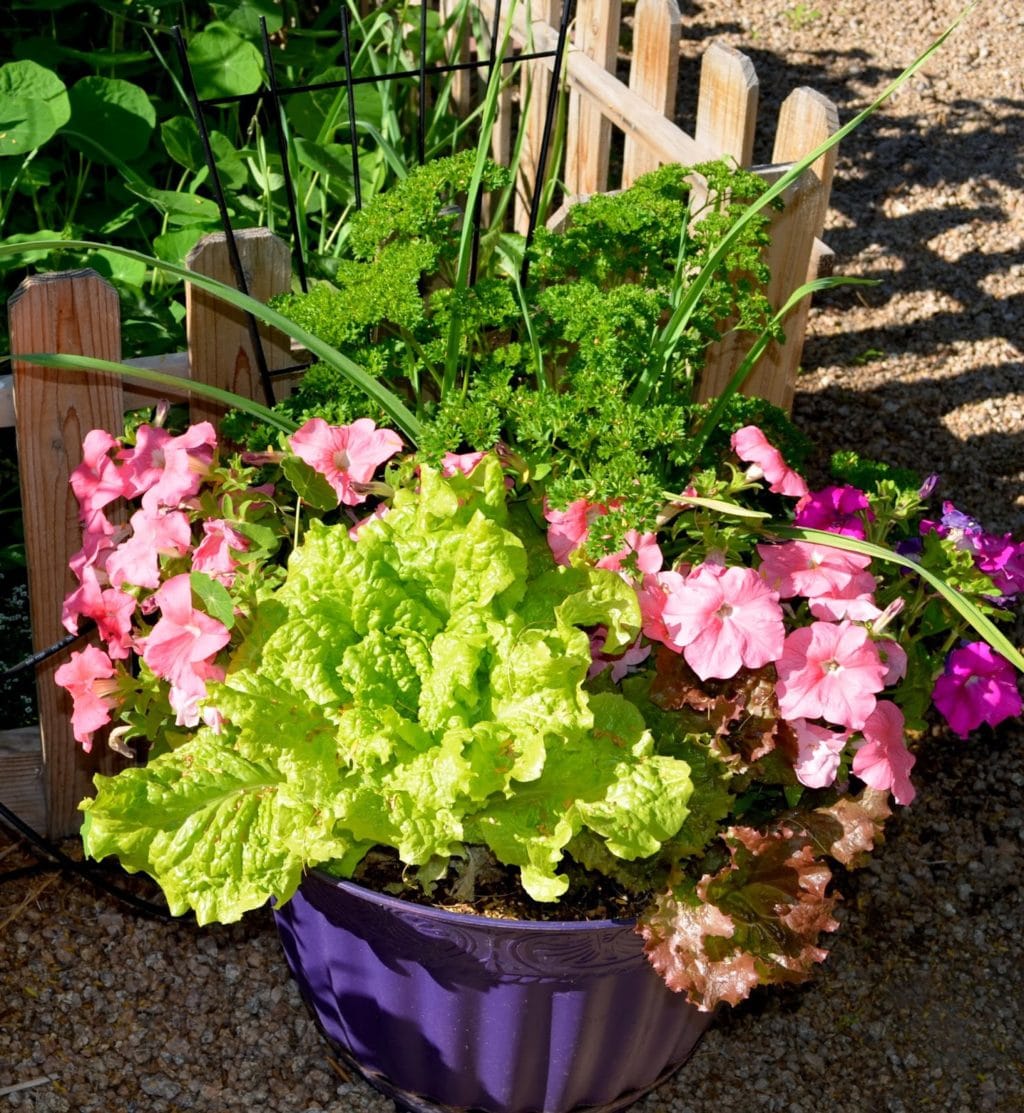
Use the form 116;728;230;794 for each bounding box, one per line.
274;870;713;1113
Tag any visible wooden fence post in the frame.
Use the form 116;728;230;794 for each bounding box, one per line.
564;0;622;199
185;229;294;426
695;41;759;167
8;270;125;837
621;0;681;187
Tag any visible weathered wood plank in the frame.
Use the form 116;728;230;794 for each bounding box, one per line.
695;40;759;166
621;0;681;187
0;727;45;835
565;0;622;197
185;229;293;426
514;0;562;234
8;270;126;837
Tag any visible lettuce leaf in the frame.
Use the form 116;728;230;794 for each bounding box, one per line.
82;457;695;918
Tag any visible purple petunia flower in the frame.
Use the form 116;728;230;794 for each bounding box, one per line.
795;485;875;539
932;642;1022;738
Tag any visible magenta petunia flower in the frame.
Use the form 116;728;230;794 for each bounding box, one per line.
794;485;874;539
588;629;652;683
792;719;849;789
776;620;887;730
932;642;1023;738
758;540;872;602
852;700;916;805
54;645;120;751
660;562;785;681
289;417;403;507
731;425;809;498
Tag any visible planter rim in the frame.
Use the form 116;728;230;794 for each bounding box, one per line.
306;867;640;934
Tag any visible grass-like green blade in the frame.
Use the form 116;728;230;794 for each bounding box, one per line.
13;353;299;435
0;238;423;444
772;523;1024;672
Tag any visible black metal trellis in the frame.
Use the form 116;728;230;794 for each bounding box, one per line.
174;0;574;409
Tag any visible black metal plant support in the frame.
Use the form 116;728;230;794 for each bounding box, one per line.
174;1;575;408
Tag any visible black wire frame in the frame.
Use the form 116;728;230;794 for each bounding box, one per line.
172;0;575;410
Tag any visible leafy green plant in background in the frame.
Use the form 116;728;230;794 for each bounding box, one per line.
0;0;497;356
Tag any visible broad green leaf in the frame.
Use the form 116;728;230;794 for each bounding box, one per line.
153;226;209;265
189;571;236;630
83;248;148;289
161;116;248;191
0;229;66;272
64;76;156;164
123;180;220;225
280;454;339;510
287;70;385;142
187;23;265;99
210;0;284;36
0;60;69;154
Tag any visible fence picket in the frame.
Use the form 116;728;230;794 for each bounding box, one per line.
695;41;759;166
622;0;681;187
185;229;294;423
564;0;622;198
8;270;126;837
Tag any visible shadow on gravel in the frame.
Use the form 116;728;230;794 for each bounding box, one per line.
670;27;1024;528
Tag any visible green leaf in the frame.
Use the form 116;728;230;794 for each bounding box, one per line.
210;0;284;36
190;571;236;630
281;455;340;510
64;77;156;164
287;70;385;142
0;60;70;154
122;181;221;225
161;117;248;191
82;248;148;289
187;23;265;100
153;226;209;266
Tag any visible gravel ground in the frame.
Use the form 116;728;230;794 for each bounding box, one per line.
2;2;1023;1111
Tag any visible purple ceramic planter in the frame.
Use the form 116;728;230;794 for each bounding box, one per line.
274;870;713;1113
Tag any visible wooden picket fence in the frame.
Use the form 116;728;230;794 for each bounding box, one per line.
0;0;839;838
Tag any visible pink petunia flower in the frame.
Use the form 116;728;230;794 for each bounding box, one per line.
61;567;136;659
637;570;686;645
660;562;785;681
106;510;193;590
758;541;872;602
794;485;875;539
543;497;610;565
70;430;126;528
776;620;887;730
588;629;652;683
792;719;849;789
120;423;217;512
138;574;231;691
876;639;908;686
852;700;916;805
54;645;120;751
806;568;880;622
289;418;403;506
441;450;486;477
192;519;250;585
596;530;664;577
731;425;809;498
932;642;1023;738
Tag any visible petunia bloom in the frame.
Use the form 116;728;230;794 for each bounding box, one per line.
596;530;664;577
660;562;785;681
543;497;610;565
192;519;250;585
776;620;887;731
794;485;874;539
792;719;849;789
852;700;916;805
120;423;217;512
758;540;872;602
54;645;120;751
731;425;809;498
105;510;193;590
637;570;686;646
139;574;231;690
70;430;126;528
289;417;403;506
932;642;1022;738
61;567;137;659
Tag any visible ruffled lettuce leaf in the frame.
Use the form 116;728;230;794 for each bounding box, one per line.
82;457;695;918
